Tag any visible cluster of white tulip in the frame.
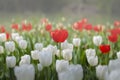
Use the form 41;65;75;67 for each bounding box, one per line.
56;60;83;80
93;35;102;46
85;49;98;66
0;33;7;42
96;59;120;80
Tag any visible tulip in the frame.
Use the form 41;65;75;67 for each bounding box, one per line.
18;40;27;49
117;51;120;59
31;50;40;60
46;45;58;55
56;60;69;73
96;65;108;80
5;41;15;52
34;43;43;51
11;33;19;40
37;63;43;71
99;44;110;54
87;56;98;66
0;33;7;42
15;36;23;43
0;46;4;54
45;23;52;32
93;35;102;46
62;49;72;61
50;29;68;43
85;48;96;58
108;34;118;43
19;55;31;66
61;40;73;50
14;64;35;80
6;56;16;68
39;49;52;67
72;38;81;47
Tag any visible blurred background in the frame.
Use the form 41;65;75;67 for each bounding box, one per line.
0;0;120;24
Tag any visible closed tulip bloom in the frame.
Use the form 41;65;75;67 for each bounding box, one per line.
19;55;31;66
39;49;52;67
31;50;40;60
96;65;108;80
0;46;4;54
56;60;69;73
15;36;23;43
14;64;35;80
11;33;19;40
0;33;7;42
107;70;120;80
34;43;43;51
61;41;73;50
85;48;96;58
18;40;27;49
5;41;15;52
46;45;58;55
6;56;16;68
117;51;120;59
37;63;43;71
93;35;102;46
62;49;72;61
69;64;83;80
72;38;81;47
87;56;98;66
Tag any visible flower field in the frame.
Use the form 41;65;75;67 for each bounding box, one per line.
0;18;120;80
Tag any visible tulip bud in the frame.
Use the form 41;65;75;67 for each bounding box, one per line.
46;45;58;55
56;60;69;73
96;65;108;80
0;33;7;42
72;38;81;47
11;33;19;40
0;46;4;54
62;49;72;61
85;49;96;58
39;49;52;67
31;50;40;60
5;41;15;52
6;56;16;68
107;70;120;80
37;63;43;71
87;56;98;66
93;35;102;46
61;41;73;50
117;51;120;59
34;43;43;51
14;64;35;80
15;36;23;43
18;40;27;49
19;55;31;66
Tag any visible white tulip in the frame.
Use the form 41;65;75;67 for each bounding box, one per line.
87;56;98;66
47;45;58;55
117;51;120;59
55;50;60;57
5;41;15;52
85;48;96;58
31;50;40;60
6;56;16;68
56;60;69;73
14;64;35;80
11;33;19;40
15;36;23;43
61;40;73;50
62;49;72;61
0;46;4;54
18;40;27;49
68;64;83;80
107;70;120;80
96;65;108;80
37;63;43;71
93;35;102;46
73;38;81;47
34;43;43;51
39;49;52;67
19;55;31;66
0;33;6;42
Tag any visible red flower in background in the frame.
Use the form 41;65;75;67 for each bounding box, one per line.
45;24;52;32
114;21;120;27
50;29;68;43
84;24;93;31
22;23;32;31
6;32;10;40
11;24;19;30
99;44;110;54
93;25;102;32
41;18;48;24
0;26;6;33
108;34;118;43
109;28;120;36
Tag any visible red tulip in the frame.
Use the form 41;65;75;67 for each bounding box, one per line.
99;44;110;54
84;24;93;31
22;23;32;31
45;24;52;32
0;26;6;33
109;28;120;35
6;32;10;40
11;24;19;30
108;34;118;43
93;25;102;32
114;21;120;27
50;29;68;43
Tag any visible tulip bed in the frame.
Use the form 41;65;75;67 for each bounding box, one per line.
0;18;120;80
